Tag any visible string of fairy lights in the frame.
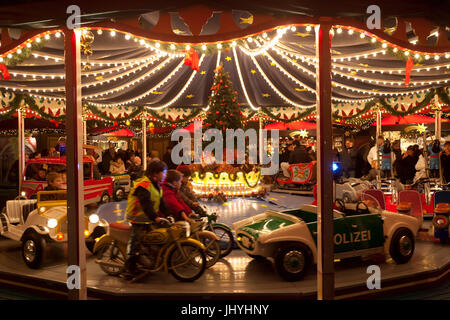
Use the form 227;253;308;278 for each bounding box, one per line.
0;24;448;127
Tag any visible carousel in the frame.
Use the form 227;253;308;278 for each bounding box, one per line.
0;1;449;301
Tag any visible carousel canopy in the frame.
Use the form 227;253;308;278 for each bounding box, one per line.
0;4;449;129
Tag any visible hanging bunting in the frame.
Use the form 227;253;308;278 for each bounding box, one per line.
404;56;414;86
184;47;199;71
0;63;11;80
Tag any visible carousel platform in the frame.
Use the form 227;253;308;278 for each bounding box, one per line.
0;194;449;300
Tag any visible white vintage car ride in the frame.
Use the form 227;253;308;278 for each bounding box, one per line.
232;202;421;281
0;190;108;268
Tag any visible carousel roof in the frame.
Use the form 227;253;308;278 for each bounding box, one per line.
1;26;449;109
0;4;449;128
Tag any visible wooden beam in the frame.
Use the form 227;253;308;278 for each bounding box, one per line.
64;28;87;300
17;106;25;193
315;21;335;300
142;117;147;171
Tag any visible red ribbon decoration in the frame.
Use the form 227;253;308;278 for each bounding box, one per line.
404;56;414;87
184;48;199;71
0;63;11;80
49;120;59;127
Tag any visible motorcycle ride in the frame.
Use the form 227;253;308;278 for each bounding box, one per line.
94;218;207;282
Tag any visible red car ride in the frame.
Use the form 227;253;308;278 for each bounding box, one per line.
21;156;113;205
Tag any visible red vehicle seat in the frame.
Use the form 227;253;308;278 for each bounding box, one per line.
109;222;130;231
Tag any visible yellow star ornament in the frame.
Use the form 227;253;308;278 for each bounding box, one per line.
225;56;232;61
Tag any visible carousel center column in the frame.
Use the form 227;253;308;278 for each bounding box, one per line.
64;28;87;300
17;100;26;192
315;21;335;300
142;111;147;171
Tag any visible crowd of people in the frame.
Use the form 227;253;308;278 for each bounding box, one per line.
279;135;316;178
337;135;450;185
278;134;450;186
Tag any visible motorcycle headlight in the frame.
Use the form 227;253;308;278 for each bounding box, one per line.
47;218;58;229
89;214;99;224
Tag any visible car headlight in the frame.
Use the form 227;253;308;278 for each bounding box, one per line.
89;214;99;224
47;218;58;229
39;207;46;213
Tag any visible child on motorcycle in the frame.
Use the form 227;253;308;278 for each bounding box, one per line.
176;165;207;216
124;160;169;277
162;169;199;223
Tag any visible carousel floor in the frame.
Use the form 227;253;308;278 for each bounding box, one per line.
0;193;449;300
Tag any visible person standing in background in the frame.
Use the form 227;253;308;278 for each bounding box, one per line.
440;141;450;184
338;137;358;178
429;139;442;178
101;143;116;175
397;145;417;184
163;142;177;170
366;136;385;170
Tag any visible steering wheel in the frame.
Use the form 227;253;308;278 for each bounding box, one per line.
356;201;369;214
334;199;345;212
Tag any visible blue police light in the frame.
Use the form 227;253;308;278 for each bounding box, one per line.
332;162;339;172
332;161;343;180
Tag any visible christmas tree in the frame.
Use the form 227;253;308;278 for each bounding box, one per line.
204;64;243;133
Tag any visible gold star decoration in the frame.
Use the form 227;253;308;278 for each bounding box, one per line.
240;16;254;25
262;93;270;97
291;59;297;63
299;129;309;138
200;71;206;75
270;62;275;66
349;71;357;75
295;88;307;92
186;94;194;98
151;91;163;95
250;69;256;74
225;56;232;61
95;76;104;81
417;123;427;133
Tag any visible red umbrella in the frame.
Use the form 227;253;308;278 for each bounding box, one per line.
103;128;135;137
287;121;317;130
264;122;288;130
371;114;449;126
